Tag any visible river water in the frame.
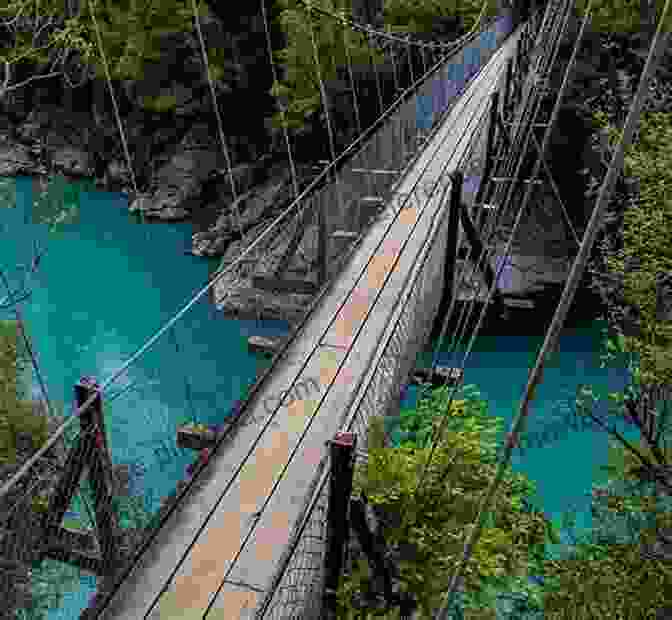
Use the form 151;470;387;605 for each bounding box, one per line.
0;176;290;618
411;326;636;551
1;176;635;617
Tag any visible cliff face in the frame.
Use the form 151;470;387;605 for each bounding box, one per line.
0;1;419;324
0;4;284;224
0;2;395;236
502;18;672;327
0;6;663;325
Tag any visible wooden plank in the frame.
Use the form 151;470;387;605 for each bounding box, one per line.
331;230;359;239
252;276;318;295
247;335;283;355
43;526;104;574
410;366;464;387
350;169;401;175
502;296;535;309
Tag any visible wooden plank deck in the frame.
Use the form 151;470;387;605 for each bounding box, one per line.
99;27;522;620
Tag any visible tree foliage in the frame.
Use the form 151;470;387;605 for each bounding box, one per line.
533;94;672;616
539;434;672;619
0;0;211;111
592;110;672;387
270;0;496;135
337;386;553;618
573;0;663;36
0;320;48;465
270;0;383;131
383;0;498;35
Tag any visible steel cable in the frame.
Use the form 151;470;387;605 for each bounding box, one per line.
436;1;602;615
0;6;516;503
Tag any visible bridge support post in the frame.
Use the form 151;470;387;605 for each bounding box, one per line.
322;431;357;618
73;377;119;575
318;190;328;286
503;58;514;122
513;35;524;106
473;92;499;232
434;171;462;339
40;377;120;576
458;200;507;317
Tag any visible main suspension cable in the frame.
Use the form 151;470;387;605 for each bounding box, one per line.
0;1;514;502
190;0;243;239
260;0;300;202
436;0;620;615
295;0;494;52
88;0;141;213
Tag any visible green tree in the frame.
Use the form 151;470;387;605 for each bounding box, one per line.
337;386;554;619
0;0;211;111
270;0;382;131
383;0;498;35
573;0;661;37
532;103;672;618
539;435;672;619
596;111;672;387
270;0;498;135
0;320;49;465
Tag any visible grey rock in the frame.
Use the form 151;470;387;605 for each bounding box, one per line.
656;272;672;323
51;144;93;177
130;148;222;220
107;159;132;185
191;164;293;257
0;140;43;176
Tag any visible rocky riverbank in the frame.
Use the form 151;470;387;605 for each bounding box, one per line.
1;8;664;327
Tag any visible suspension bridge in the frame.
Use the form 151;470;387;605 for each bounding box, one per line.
0;0;628;616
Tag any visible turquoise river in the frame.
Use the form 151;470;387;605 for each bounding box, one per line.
0;177;634;618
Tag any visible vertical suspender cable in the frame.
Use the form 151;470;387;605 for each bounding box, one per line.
367;31;386;118
435;0;672;613
387;35;401;94
260;0;305;284
190;0;243;261
342;13;363;138
406;34;416;85
307;0;344;277
260;0;300;202
88;0;142;220
308;3;339;165
341;10;368;224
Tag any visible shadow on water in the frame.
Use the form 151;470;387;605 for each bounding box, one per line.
1;175;288;618
418;281;637;564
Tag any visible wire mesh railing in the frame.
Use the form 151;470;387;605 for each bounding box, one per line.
211;10;513;325
0;8;519;620
256;16;541;618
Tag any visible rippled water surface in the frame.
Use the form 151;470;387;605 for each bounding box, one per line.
1;176;636;617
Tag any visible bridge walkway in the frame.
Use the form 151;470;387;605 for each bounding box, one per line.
99;24;522;620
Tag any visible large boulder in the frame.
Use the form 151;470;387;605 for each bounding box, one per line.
130;148;221;220
191;164;293;257
0;139;43;176
50;144;93;178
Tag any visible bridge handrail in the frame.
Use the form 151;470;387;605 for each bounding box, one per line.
254;4;567;613
254;12;539;619
0;10;513;504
